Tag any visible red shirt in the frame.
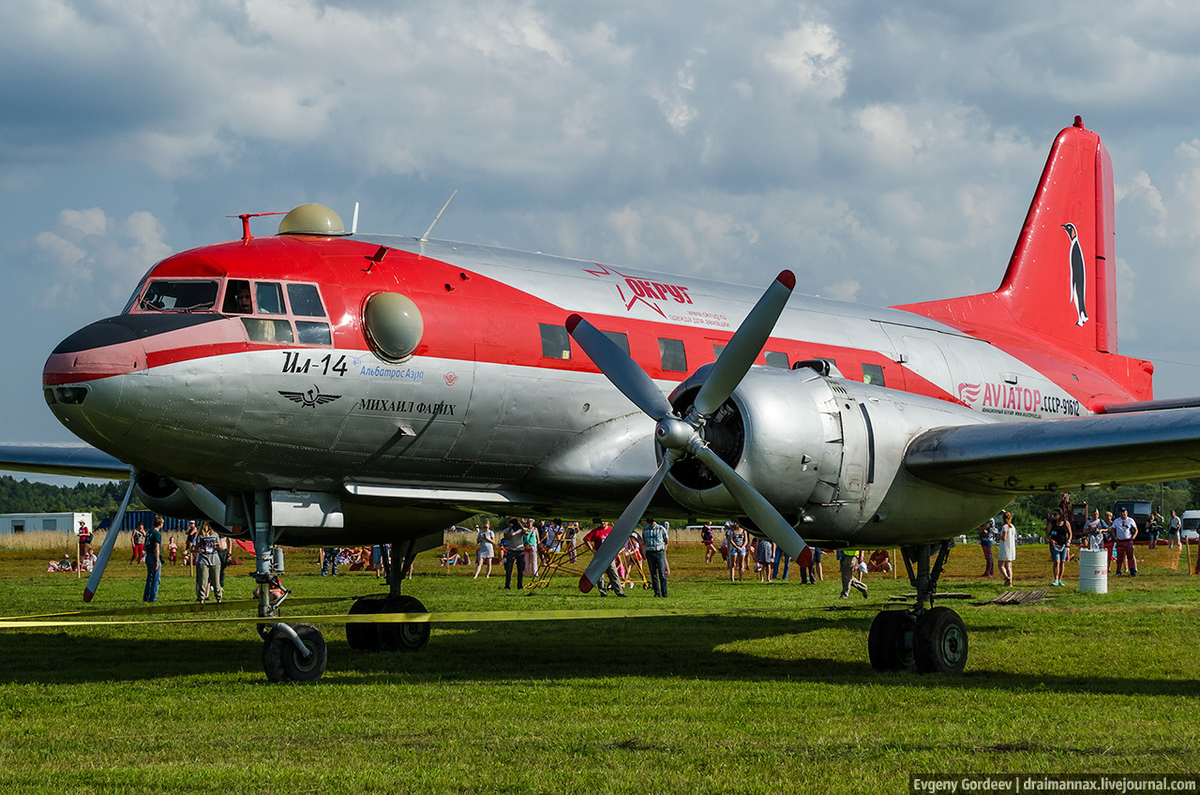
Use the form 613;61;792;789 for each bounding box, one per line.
584;525;611;550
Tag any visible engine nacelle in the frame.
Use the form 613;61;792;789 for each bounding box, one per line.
134;472;213;520
664;366;999;542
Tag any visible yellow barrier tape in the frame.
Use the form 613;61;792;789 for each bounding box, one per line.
0;605;825;630
0;596;354;622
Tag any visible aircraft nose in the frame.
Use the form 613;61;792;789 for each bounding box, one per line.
43;316;152;391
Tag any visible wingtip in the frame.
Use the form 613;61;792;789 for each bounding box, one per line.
776;270;796;290
578;575;594;594
565;314;583;334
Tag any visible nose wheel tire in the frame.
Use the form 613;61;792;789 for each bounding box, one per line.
377;595;431;653
346;596;385;652
867;610;916;672
262;623;327;683
913;607;968;675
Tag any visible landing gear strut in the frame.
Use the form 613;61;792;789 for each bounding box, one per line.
244;491;328;683
868;541;968;675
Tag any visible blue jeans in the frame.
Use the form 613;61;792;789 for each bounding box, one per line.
646;548;668;597
321;548;338;575
772;549;790;579
144;559;160;602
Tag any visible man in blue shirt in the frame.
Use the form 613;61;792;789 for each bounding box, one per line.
643;520;669;598
143;515;163;602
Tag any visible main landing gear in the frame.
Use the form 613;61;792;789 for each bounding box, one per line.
345;539;432;654
868;541;968;675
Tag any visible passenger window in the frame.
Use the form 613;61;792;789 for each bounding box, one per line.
601;331;630;355
659;338;687;372
712;344;726;360
862;363;885;386
296;321;332;346
540;324;571;359
287;283;326;317
241;318;294;343
764;351;789;369
223;280;253;314
256;282;286;315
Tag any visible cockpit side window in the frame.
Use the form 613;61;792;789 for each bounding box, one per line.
134;280;218;312
255;282;286;315
223;280;254;314
287;283;326;317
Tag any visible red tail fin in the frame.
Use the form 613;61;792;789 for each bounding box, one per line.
902;118;1116;354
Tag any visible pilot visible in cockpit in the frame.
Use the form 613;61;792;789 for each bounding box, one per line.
225;280;277;341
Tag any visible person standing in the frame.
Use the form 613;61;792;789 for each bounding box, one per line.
643;520;669;597
503;518;526;590
1111;507;1139;577
321;546;339;576
143;515;163;602
474;520;495;580
77;519;92;559
978;519;997;577
727;522;748;582
700;521;717;564
997;511;1017;587
1046;508;1072;586
838;549;868;598
130;522;146;565
757;537;775;583
193;521;225;603
1168;510;1182;550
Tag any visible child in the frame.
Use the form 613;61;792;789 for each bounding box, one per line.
168;536;178;565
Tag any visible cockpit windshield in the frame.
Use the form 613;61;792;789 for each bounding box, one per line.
135;280;219;312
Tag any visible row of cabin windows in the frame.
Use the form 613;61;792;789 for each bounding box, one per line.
539;323;887;386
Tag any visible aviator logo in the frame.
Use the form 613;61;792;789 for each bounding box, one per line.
582;263;694;318
957;382;982;403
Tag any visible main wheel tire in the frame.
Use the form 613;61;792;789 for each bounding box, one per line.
868;610;916;672
262;623;328;683
377;595;431;653
346;597;385;652
913;606;968;675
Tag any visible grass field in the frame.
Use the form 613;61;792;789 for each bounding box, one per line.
2;540;1199;794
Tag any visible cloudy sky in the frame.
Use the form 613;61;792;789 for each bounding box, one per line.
4;0;1200;465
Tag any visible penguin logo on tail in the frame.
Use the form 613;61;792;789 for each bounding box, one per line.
1062;223;1088;326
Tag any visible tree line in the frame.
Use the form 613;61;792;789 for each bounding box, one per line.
0;476;144;518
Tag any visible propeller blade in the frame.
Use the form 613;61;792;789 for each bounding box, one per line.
694;270;795;417
84;469;138;602
566;314;673;421
579;453;675;592
692;445;808;560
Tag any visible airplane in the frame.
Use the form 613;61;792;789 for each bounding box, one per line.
8;116;1200;682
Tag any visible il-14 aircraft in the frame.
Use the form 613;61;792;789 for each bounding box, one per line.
8;117;1200;682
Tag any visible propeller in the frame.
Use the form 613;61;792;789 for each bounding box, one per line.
568;270;808;593
83;468;138;602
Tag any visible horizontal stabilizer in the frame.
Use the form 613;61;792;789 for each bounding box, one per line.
904;407;1200;494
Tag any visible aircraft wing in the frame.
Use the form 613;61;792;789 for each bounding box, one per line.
0;443;129;480
903;406;1200;495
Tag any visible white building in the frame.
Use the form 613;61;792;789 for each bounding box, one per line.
0;512;93;535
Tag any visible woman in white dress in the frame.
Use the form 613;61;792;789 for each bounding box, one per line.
474;520;495;580
997;511;1017;587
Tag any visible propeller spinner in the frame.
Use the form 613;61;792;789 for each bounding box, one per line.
567;271;808;593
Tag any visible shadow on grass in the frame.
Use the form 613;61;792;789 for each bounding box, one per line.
1;612;1195;697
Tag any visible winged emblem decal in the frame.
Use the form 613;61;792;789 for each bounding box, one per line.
278;385;342;408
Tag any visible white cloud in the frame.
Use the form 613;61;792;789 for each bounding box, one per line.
28;208;170;309
765;22;848;100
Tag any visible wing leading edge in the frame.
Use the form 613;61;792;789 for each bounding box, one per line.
0;443;129;480
903;406;1200;495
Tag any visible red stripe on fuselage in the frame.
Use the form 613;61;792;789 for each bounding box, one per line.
53;235;961;405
